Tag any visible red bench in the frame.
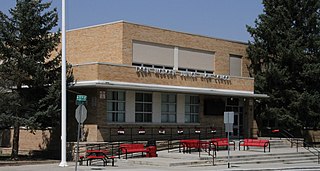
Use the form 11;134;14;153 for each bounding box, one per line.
239;139;270;152
179;139;211;154
119;143;149;159
211;138;235;151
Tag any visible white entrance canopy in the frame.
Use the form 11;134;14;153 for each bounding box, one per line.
72;80;268;98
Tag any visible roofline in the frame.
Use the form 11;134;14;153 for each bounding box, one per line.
67;20;248;45
71;80;268;98
67;20;125;32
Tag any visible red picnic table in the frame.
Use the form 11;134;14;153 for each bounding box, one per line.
81;149;115;166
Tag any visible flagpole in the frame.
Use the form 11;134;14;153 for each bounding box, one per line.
59;0;68;167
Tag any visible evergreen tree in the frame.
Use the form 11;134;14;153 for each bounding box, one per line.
247;0;320;129
0;0;72;159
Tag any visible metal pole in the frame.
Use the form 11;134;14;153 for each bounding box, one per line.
227;132;230;168
75;107;82;171
211;142;215;166
59;0;68;167
198;132;201;157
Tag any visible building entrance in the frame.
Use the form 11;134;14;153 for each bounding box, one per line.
226;98;244;139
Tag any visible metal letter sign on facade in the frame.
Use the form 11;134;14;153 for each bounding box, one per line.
75;104;87;123
224;112;234;133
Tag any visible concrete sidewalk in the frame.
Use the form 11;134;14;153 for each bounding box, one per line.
0;147;320;171
1;162;320;171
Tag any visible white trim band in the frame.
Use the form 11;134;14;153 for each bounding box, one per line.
71;80;268;98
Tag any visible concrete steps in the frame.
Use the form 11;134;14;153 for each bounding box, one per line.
201;151;318;166
122;139;320;169
127;149;319;167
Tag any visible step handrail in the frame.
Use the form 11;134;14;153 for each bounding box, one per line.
281;129;303;147
280;129;320;164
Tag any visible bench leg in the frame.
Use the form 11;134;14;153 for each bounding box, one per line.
118;149;121;159
269;144;271;152
79;158;83;165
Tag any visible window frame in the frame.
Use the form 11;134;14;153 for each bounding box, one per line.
229;55;242;77
185;95;200;123
106;90;126;122
135;92;153;123
161;93;177;123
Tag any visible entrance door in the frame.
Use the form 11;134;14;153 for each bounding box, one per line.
232;110;243;138
226;98;243;139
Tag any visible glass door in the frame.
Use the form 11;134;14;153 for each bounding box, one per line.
226;98;244;139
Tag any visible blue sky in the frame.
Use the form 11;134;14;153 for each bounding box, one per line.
0;0;264;42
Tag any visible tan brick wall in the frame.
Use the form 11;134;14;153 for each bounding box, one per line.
73;64;254;92
83;124;99;142
66;22;124;64
18;129;51;151
122;22;250;77
67;21;254;93
2;128;52;155
67;21;251;79
66;21;256;141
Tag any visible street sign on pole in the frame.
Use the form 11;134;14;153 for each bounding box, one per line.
223;111;234;169
76;95;87;105
224;112;234;124
75;104;87;123
75;104;87;171
225;123;234;133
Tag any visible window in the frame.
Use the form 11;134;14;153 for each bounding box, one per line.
135;92;152;122
161;94;176;123
107;91;125;122
99;91;106;99
133;41;174;67
178;48;214;72
204;98;225;115
230;55;242;76
185;95;199;123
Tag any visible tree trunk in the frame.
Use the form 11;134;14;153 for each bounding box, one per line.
11;122;20;160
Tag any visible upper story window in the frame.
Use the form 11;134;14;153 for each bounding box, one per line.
132;41;174;68
106;90;125;122
135;92;152;123
178;48;214;73
133;41;215;74
229;55;242;77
